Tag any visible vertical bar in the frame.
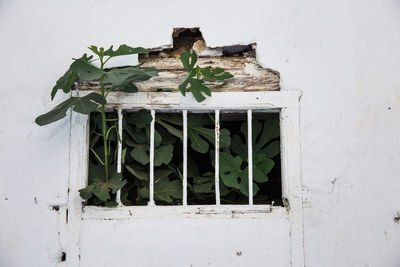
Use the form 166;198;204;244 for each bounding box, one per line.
247;110;253;205
215;110;221;205
116;109;123;205
148;110;155;206
182;110;188;205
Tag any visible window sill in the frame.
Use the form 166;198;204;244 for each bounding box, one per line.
82;205;288;220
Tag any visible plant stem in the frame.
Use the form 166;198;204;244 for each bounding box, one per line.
101;107;109;182
99;56;109;182
90;148;105;166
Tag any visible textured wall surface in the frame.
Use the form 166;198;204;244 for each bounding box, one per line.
0;0;399;266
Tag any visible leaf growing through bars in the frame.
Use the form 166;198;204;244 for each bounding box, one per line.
140;178;182;203
156;113;231;153
35;93;106;126
70;56;103;81
103;67;159;93
217;152;259;196
103;45;148;57
224;118;279;191
79;170;127;202
50;54;93;100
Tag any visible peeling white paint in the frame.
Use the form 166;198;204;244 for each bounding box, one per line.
244;62;267;78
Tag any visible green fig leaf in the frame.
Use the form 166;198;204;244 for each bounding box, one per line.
35;93;106;126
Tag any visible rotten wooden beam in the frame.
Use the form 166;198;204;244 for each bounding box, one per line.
76;40;280;92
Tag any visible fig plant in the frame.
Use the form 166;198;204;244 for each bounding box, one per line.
120;111;281;205
35;45;233;204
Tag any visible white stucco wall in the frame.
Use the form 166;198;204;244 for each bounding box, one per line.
0;0;399;266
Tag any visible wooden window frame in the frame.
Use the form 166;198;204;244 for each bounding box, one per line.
66;90;304;267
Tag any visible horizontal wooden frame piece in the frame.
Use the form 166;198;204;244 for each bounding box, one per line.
77;55;281;93
82;205;289;220
72;90;301;110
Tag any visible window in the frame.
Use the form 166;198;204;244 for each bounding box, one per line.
70;90;301;217
65;29;304;265
67;90;303;264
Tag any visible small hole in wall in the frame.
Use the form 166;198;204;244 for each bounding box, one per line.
139;27;256;62
171;28;255;57
60;252;66;262
172;27;205;52
222;44;255;57
139;28;205;61
51;205;60;211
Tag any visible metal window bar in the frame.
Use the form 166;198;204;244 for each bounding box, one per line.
247;110;253;205
116;109;123;205
182;110;188;205
148;110;156;206
215;110;221;205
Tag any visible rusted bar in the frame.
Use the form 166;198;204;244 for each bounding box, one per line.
215;110;221;205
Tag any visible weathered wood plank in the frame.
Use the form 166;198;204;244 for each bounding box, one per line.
76;51;280;92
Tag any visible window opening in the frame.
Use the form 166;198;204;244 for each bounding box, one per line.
87;109;282;207
218;111;281;205
87;111;119;206
185;112;217;205
121;110;184;206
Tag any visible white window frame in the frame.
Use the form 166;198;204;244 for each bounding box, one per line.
66;90;304;267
